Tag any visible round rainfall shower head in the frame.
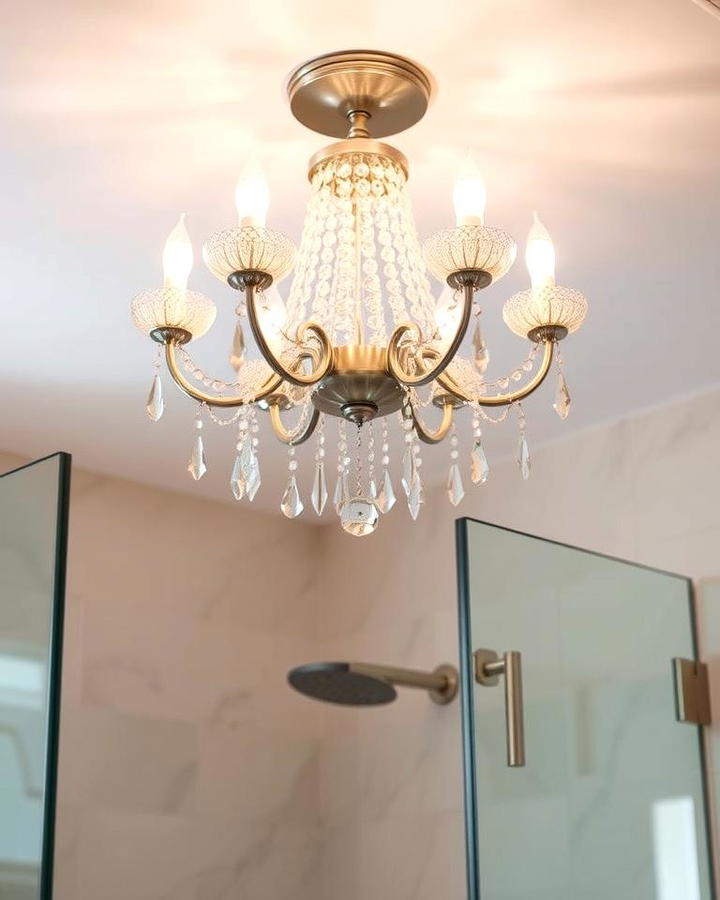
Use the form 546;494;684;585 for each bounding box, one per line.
287;661;458;706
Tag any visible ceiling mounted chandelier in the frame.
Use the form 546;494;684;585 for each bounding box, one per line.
131;50;588;536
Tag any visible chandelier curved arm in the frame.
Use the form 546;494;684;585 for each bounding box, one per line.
245;283;333;388
410;398;455;445
268;402;321;446
164;338;284;407
387;280;474;387
436;339;555;407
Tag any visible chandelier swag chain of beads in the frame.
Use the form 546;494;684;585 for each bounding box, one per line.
132;50;588;535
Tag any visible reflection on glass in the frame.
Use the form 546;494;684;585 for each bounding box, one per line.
0;454;68;898
652;797;701;900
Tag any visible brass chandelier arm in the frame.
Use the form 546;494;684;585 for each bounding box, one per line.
411;398;455;445
268;402;321;446
164;340;284;407
436;339;555;407
245;283;333;387
387;281;474;387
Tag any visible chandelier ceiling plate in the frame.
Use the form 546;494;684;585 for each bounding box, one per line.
285;50;434;138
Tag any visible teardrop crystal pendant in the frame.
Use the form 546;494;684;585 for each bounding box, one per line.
188;433;207;481
146;374;164;421
472;318;489;373
407;471;424;520
281;475;303;518
229;321;246;373
311;462;328;516
401;446;415;497
470;440;489;485
333;473;348;514
518;433;531;480
230;454;245;500
246;448;261;501
553;371;571;420
376;469;396;514
447;463;465;507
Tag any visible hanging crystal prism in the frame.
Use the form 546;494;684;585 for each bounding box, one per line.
333;473;344;514
230;454;245;500
471;316;490;373
553;371;571;420
376;469;396;513
187;417;207;480
246;448;261;501
401;445;415;497
518;433;531;480
447;463;465;506
470;440;489;484
311;462;328;515
229;320;246;373
281;475;303;518
408;471;424;520
146;374;164;421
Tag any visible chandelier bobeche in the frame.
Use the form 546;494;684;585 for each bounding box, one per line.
131;50;588;536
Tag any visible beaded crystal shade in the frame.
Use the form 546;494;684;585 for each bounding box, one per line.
129;49;589;536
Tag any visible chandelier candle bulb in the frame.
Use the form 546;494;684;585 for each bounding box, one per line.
130;49;590;534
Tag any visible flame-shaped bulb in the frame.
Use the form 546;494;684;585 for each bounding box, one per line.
162;213;193;290
453;153;487;226
525;211;556;290
235;159;270;227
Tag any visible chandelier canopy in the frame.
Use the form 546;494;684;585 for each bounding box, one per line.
131;50;588;535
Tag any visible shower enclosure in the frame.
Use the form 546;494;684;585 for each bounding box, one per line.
0;453;70;899
457;517;715;900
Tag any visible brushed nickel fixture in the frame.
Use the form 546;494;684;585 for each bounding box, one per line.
130;49;589;534
673;657;712;726
475;648;526;767
288;660;459;706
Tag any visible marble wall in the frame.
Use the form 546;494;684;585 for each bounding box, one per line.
312;387;720;899
0;451;327;900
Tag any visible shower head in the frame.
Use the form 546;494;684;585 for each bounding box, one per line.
287;661;458;706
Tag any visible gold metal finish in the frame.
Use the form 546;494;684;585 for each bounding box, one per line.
437;339;555;407
474;648;526;767
150;326;192;345
307;138;409;181
268;402;320;446
411;399;455;445
286;50;434;139
673;658;711;726
312;343;404;420
164;341;283;407
350;662;459;705
387;277;478;387
528;324;568;343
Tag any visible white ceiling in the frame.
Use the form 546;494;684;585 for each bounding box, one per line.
2;0;720;520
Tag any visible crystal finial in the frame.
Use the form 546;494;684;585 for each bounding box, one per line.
188;426;207;481
311;462;328;516
340;497;379;536
230;454;245;500
553;371;571;419
376;469;396;513
470;441;489;485
447;463;465;507
146;374;164;421
281;475;303;518
408;471;424;520
518;433;531;480
471;318;489;373
229;321;246;373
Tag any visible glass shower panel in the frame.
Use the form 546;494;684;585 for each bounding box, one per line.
0;454;70;899
457;518;714;900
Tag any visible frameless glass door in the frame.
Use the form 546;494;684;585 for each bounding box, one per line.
456;518;714;900
0;453;70;899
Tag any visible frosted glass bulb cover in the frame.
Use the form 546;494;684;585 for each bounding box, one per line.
502;284;588;338
162;213;194;291
203;226;296;284
424;224;517;284
235;160;270;227
131;287;217;340
525;211;555;289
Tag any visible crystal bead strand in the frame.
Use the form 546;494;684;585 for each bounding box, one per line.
311;417;328;516
366;421;377;500
281;444;303;518
517;403;531;480
408;428;424;520
187;405;207;480
146;346;164;421
375;417;396;513
470;404;490;485
553;344;571;420
334;419;349;514
447;422;465;506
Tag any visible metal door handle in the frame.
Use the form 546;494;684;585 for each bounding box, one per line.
474;649;525;767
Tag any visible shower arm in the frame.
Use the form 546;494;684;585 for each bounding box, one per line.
350;662;458;705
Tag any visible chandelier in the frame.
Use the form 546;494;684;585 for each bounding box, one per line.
130;50;588;536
